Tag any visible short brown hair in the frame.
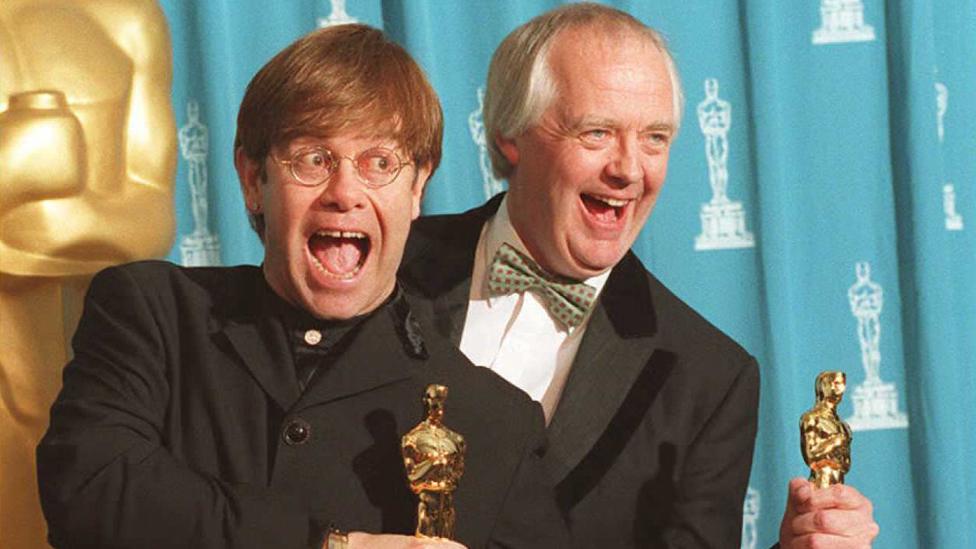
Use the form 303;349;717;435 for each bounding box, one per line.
235;24;443;235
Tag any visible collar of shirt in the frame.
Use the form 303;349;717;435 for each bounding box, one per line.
475;195;611;331
257;275;428;390
258;275;366;347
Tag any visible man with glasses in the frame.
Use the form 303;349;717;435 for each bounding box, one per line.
37;25;567;549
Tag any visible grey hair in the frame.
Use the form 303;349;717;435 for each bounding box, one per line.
484;2;685;180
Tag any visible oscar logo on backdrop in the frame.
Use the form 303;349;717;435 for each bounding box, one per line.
0;2;176;547
943;184;964;231
812;0;876;45
740;487;760;549
695;78;754;251
935;82;964;231
178;100;222;266
845;262;909;431
469;87;507;200
318;0;357;28
935;82;948;142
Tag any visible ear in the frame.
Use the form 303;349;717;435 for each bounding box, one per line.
495;133;520;169
235;147;263;213
410;163;433;220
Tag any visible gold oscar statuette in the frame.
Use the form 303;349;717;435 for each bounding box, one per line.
401;385;466;539
800;371;853;489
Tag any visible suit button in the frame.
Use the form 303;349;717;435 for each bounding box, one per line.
283;418;311;445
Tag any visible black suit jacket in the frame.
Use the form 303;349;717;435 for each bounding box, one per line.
401;195;760;548
37;261;568;549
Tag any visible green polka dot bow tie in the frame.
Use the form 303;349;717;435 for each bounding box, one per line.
487;243;598;328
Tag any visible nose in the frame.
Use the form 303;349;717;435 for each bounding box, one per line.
317;157;365;211
604;135;642;186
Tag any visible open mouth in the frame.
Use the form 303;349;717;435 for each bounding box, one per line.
308;230;370;280
581;193;630;223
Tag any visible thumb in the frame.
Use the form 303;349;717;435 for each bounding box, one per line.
788;477;813;513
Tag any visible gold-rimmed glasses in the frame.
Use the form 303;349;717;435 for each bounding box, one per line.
272;146;413;188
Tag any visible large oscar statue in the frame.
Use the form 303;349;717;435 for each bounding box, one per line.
0;2;176;547
800;371;852;489
401;385;466;540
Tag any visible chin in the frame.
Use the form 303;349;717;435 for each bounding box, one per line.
571;248;627;276
305;295;364;320
304;277;391;320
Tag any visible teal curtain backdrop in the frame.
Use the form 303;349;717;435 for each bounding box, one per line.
159;1;975;547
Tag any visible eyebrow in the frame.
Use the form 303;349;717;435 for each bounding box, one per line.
570;116;615;129
643;122;676;135
285;138;401;152
569;116;675;135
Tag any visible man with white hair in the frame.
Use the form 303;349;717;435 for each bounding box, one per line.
402;3;879;547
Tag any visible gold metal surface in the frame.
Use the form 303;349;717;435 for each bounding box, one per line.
800;371;853;489
0;2;176;547
401;384;466;540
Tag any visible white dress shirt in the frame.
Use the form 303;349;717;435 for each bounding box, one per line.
459;197;610;422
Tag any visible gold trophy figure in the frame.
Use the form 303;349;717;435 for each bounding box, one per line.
801;371;853;489
0;2;176;547
402;385;466;539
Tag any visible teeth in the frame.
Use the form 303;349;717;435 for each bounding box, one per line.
587;195;629;208
315;230;367;239
309;254;361;280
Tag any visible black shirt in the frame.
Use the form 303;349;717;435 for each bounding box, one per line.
259;279;424;392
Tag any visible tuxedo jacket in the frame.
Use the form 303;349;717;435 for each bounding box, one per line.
401;195;760;548
37;261;568;549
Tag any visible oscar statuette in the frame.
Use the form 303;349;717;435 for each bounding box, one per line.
800;371;853;488
401;385;466;539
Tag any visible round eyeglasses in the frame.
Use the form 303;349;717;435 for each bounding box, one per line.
273;146;413;188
